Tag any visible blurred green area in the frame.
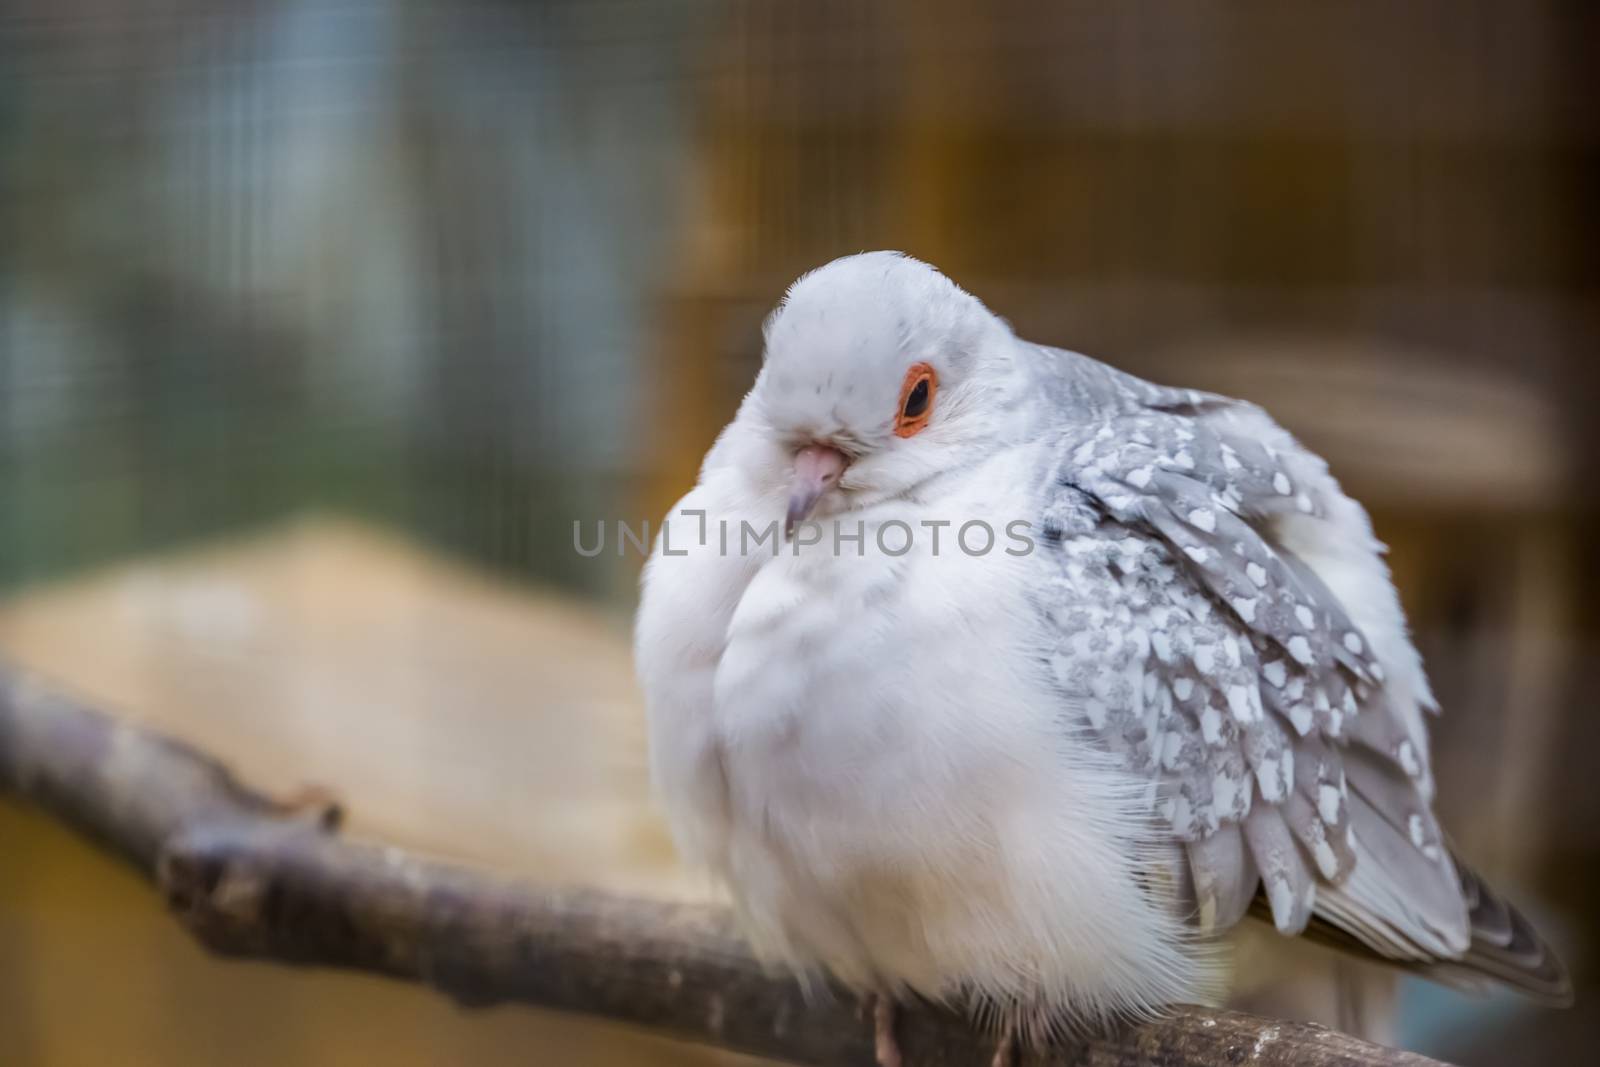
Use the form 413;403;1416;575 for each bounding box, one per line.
1;0;709;598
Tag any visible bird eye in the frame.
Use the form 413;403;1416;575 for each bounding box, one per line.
893;363;938;438
903;379;929;417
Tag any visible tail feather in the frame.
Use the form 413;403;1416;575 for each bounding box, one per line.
1262;856;1572;1007
1449;863;1572;1006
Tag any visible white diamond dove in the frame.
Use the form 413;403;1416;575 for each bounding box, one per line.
634;252;1569;1054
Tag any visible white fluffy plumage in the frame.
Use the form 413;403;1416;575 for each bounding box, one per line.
633;252;1569;1038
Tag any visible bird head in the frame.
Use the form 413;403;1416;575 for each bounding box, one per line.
733;252;1022;536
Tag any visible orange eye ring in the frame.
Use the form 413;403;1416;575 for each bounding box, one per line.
893;362;938;438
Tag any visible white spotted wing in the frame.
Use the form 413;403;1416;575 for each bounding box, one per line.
1035;383;1471;964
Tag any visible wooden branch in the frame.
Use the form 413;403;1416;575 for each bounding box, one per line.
0;661;1449;1067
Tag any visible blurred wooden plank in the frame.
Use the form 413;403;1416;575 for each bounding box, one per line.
0;514;683;891
0;515;763;1067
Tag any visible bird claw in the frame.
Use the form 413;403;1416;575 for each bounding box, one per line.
861;994;1016;1066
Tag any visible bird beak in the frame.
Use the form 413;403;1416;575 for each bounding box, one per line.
785;443;848;538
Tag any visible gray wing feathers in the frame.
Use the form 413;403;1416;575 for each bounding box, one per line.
1041;388;1566;999
1341;745;1445;862
1338;793;1466;957
1187;823;1257;934
1285;733;1357;881
1243;803;1316;935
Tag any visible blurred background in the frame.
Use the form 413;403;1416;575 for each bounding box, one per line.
1;2;1596;1064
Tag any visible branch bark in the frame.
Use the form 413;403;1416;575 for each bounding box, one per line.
0;661;1448;1067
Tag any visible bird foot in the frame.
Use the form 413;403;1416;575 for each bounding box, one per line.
863;993;901;1067
989;1022;1018;1067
